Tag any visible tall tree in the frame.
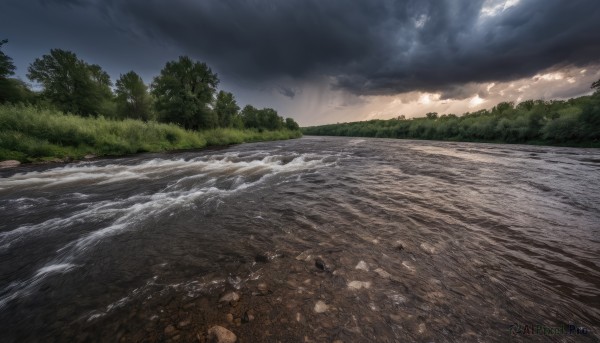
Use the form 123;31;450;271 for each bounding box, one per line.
241;105;259;129
151;56;219;130
0;39;28;104
214;90;239;127
592;79;600;94
115;71;152;121
285;117;300;130
27;49;113;115
0;39;15;78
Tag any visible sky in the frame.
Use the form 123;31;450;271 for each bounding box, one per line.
1;0;600;126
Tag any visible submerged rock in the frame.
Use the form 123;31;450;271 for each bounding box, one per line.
0;160;20;169
315;258;326;271
257;283;268;292
420;242;436;254
295;250;313;261
242;309;255;323
374;268;392;279
347;281;371;290
254;254;269;263
207;326;237;343
219;292;240;303
164;325;177;336
314;300;329;313
355;260;369;271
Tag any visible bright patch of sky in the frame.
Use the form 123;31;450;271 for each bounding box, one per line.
414;14;428;29
480;0;521;17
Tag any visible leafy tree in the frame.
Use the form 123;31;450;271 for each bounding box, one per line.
214;90;239;127
115;71;153;121
0;40;34;104
241;105;258;129
0;78;35;104
492;101;514;114
592;79;600;95
27;49;113;115
425;112;438;120
0;39;15;78
285;117;300;130
151;56;219;130
257;108;283;130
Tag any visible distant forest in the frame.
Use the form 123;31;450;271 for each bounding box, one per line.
303;81;600;147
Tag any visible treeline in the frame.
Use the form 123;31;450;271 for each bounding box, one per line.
303;84;600;147
0;40;300;132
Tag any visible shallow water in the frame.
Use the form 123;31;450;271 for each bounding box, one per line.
0;137;599;342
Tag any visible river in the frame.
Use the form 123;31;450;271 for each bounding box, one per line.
0;136;599;342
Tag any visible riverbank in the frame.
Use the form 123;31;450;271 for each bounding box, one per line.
302;94;600;148
0;104;302;164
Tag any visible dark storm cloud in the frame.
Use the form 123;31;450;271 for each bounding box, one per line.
277;86;296;99
10;0;600;98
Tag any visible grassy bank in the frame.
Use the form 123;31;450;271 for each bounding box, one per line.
0;104;302;163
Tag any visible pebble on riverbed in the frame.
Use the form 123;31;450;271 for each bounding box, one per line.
207;325;237;343
219;292;240;303
347;281;371;290
355;260;369;271
374;268;392;279
314;300;329;313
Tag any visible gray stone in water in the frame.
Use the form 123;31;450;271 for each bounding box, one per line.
207;326;237;343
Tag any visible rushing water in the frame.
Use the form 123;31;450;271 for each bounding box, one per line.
0;137;599;342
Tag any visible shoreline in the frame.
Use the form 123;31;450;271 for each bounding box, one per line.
0;136;302;172
302;134;600;149
0;135;303;172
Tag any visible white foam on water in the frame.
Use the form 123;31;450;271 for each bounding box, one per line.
0;153;333;191
0;151;337;309
35;263;76;276
0;262;77;309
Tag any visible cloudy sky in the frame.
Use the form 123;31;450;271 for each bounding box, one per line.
2;0;600;125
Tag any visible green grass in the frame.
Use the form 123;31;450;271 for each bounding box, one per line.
0;104;302;163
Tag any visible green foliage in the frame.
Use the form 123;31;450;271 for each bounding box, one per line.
240;105;289;131
425;112;438;120
0;39;16;78
303;95;600;147
151;56;219;130
27;49;113;116
285;117;300;131
0;104;301;162
115;71;153;121
0;40;35;105
0;78;35;104
214;90;239;127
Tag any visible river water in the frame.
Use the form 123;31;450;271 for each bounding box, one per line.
0;136;598;342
